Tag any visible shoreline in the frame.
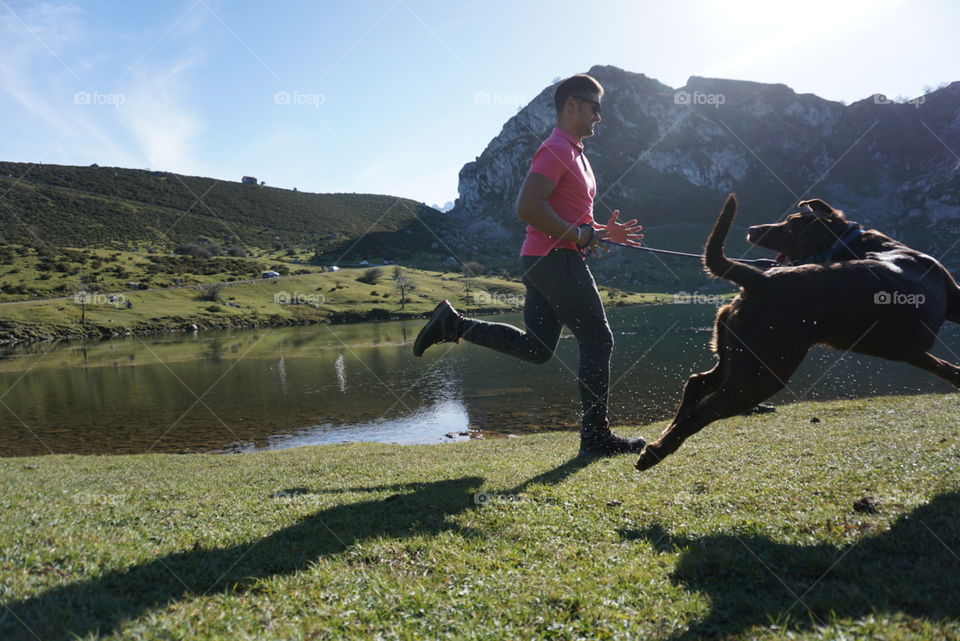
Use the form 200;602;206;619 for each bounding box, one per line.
0;299;671;347
4;387;954;459
0;305;525;345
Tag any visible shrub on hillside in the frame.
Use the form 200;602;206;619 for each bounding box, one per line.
1;283;29;295
147;255;261;276
197;284;223;302
357;268;383;285
174;243;221;258
461;260;487;276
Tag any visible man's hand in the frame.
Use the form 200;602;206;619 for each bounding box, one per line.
598;210;644;247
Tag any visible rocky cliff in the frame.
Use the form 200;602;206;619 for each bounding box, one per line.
451;65;960;274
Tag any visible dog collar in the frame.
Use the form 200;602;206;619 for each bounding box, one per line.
791;223;863;265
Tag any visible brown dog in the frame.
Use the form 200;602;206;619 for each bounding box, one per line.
636;194;960;471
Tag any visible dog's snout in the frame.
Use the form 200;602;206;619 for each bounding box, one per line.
747;225;763;242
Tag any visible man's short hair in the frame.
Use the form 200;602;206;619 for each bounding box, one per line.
554;74;604;114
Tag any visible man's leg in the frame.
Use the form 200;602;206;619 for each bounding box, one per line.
413;263;563;363
457;273;563;363
522;250;644;455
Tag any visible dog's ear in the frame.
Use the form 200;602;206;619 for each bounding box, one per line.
797;199;836;218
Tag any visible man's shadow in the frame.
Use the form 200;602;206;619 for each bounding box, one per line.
622;490;960;640
1;456;594;640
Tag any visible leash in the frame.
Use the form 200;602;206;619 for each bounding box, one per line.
599;240;781;269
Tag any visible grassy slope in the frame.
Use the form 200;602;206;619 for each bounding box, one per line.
1;393;958;640
0;265;668;342
0;162;440;250
0;245;294;302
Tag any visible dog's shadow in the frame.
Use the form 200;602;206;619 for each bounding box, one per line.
0;456;595;640
622;490;960;639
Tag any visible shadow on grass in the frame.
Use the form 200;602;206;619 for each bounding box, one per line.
0;456;595;640
622;491;960;639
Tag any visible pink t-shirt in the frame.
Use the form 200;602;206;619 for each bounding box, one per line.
520;127;596;256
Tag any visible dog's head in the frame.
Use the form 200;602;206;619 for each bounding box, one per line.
747;199;851;261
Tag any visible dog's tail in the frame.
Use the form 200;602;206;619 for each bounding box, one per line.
704;194;769;291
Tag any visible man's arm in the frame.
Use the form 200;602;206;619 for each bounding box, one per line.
515;172;589;247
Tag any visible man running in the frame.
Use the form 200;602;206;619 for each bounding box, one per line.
413;73;645;456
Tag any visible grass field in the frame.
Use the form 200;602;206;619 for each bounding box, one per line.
0;263;669;343
1;393;958;640
0;243;321;303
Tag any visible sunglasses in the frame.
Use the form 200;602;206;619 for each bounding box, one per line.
571;95;601;116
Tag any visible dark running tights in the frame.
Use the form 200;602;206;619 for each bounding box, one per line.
459;249;613;433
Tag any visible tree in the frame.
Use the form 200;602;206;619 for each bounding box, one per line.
392;266;415;309
461;278;475;306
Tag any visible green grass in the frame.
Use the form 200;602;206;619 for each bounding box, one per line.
1;393;958;640
0;244;299;302
0;264;670;342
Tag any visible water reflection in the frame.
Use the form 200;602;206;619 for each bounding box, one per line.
241;397;472;452
0;304;958;457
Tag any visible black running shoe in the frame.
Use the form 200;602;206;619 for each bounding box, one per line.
413;300;462;357
578;431;646;457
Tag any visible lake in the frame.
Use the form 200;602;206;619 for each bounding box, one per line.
1;303;958;457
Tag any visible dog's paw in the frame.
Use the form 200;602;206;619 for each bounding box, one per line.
635;447;664;472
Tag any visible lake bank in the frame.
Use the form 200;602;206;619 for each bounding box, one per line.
2;393;958;640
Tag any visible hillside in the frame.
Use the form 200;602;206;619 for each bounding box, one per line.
0;162;450;263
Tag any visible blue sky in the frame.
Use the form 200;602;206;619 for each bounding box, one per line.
1;0;957;207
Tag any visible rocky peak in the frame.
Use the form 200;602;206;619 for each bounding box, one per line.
450;66;960;270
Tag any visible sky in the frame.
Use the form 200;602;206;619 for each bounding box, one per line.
1;0;957;208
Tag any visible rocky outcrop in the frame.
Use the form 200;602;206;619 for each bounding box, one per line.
451;65;960;269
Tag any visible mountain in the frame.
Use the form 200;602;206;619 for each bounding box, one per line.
0;162;448;262
431;201;455;212
450;65;960;275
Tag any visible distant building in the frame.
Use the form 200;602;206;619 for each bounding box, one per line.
241;176;257;184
